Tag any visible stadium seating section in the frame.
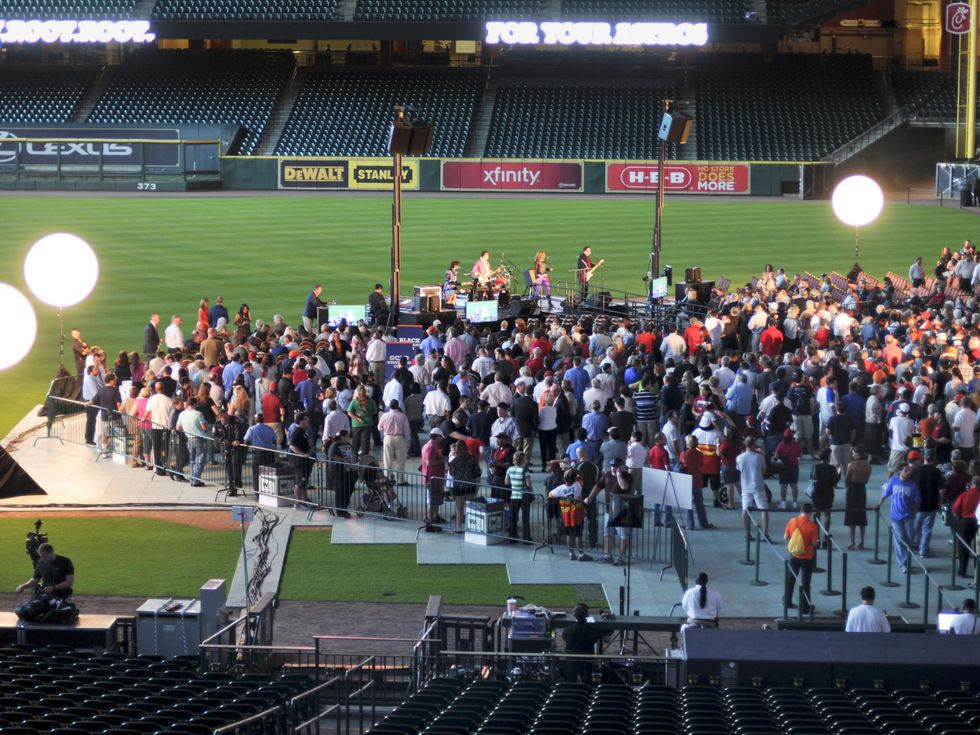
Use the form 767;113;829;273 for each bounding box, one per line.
892;70;956;119
275;68;480;157
0;65;96;124
484;82;677;159
87;49;293;155
696;53;883;161
0;643;314;735
370;678;980;734
562;0;744;24
151;0;338;21
0;0;137;19
354;0;543;21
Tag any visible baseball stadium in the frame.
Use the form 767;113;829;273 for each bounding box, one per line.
1;0;980;733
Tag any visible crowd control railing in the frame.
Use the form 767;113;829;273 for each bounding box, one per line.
40;395;674;564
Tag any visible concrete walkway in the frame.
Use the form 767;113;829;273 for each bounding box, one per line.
3;408;970;622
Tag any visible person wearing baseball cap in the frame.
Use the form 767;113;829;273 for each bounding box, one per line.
586;456;633;566
887;402;915;479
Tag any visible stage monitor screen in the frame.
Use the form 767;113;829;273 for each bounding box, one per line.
937;611;958;634
328;304;366;326
649;276;669;299
466;299;498;323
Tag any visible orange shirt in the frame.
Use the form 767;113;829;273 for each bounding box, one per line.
784;514;820;560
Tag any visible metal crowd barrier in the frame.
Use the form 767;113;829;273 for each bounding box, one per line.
41;395;677;565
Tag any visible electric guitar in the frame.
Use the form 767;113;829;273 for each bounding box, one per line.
582;258;606;283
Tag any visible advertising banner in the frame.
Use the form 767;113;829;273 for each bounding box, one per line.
397;325;425;348
277;157;420;190
0;126;181;168
278;159;348;189
385;341;417;381
349;157;419;190
606;162;750;194
442;159;583;192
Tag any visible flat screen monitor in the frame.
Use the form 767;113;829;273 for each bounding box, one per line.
937;611;958;634
466;299;498;323
649;276;669;299
328;304;366;327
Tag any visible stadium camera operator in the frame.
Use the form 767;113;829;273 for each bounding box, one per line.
15;543;75;600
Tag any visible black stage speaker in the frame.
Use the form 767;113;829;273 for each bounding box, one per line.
663;264;673;286
388;120;435;156
685;267;702;284
399;309;456;330
658;111;693;144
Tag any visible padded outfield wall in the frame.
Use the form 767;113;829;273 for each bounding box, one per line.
221;156;817;196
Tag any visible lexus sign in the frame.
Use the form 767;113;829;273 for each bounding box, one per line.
0;127;181;167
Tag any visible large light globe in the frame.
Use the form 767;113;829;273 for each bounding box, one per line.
23;233;99;308
0;283;37;370
832;175;884;227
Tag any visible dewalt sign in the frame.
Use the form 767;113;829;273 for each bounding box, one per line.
278;160;349;189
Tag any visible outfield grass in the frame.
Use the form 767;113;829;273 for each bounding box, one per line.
280;529;606;607
0;194;975;436
0;517;241;597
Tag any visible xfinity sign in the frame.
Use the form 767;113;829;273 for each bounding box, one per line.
485;21;708;47
0;19;155;44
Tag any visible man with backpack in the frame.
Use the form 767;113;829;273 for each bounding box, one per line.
784;503;820;614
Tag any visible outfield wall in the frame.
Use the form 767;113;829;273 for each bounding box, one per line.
220;156;814;196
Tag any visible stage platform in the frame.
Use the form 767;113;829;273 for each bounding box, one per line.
0;611;128;652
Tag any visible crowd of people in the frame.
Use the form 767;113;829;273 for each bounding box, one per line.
67;241;980;577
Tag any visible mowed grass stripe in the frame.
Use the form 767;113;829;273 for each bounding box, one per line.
0;195;975;436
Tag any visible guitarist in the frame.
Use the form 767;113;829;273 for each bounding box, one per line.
470;250;500;300
577;245;606;300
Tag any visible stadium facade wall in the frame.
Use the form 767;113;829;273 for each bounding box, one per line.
219;156;806;195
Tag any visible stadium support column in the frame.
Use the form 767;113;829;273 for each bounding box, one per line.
968;0;978;158
391;151;402;336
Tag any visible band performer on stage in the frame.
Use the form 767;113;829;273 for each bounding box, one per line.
470;250;498;299
443;260;460;306
533;251;553;305
577;246;593;299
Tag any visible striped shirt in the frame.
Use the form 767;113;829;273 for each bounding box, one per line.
506;465;530;500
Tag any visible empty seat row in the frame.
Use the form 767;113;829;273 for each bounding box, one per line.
151;0;337;20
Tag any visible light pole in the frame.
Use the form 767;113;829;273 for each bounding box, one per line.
23;232;99;372
831;175;883;269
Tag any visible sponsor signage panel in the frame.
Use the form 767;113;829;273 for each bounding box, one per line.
485;21;708;46
0;126;180;167
606;162;750;194
385;342;416;381
279;159;349;189
946;2;971;34
350;157;419;190
0;19;155;44
277;157;419;190
442;160;583;192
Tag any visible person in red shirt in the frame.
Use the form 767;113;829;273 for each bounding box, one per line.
634;326;657;356
529;331;552;359
774;428;802;509
813;322;831;348
681;435;713;529
683;319;705;357
759;320;784;358
718;426;741;510
784;503;820;613
881;335;904;368
647;434;669;471
952;476;980;577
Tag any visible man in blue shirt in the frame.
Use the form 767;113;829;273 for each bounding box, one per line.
566;428;595;462
81;364;103;446
725;374;754;428
875;462;921;571
582;401;609;457
564;357;590;406
418;327;444;356
222;355;244;400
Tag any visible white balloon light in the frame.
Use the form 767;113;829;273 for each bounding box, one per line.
831;175;884;228
0;283;37;370
23;233;99;308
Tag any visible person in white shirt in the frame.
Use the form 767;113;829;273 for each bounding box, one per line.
582;378;608;413
713;357;736;392
322;400;350;446
704;310;723;351
480;374;513;408
422;382;451;425
365;332;387;387
887;403;915;477
948;599;980;635
381;375;404;410
952;397;977;461
844;586;891;633
164;315;184;353
408;354;430;390
681;572;722;627
661;326;686;363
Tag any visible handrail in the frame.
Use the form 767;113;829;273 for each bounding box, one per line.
289;676;342;707
294;704;339;733
315;635;437;643
212;704;281;735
